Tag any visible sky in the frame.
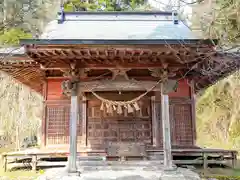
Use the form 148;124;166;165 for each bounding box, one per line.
148;0;193;26
148;0;192;15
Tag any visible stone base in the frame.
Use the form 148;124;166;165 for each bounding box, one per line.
160;168;200;180
37;168;82;180
68;171;81;177
37;167;200;180
162;165;178;171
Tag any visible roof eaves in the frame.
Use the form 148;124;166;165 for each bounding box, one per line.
0;47;25;55
20;39;217;46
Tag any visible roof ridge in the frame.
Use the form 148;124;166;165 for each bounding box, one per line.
57;10;179;24
57;11;175;16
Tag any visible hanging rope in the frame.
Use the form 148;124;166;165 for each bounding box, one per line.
92;79;163;114
92;79;162;105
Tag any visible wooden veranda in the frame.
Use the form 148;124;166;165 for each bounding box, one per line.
2;147;237;172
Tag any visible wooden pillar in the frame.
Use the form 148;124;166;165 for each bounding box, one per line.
67;82;78;173
161;84;173;169
3;155;7;172
203;152;208;169
81;96;87;147
232;152;237;168
31;155;37;172
151;96;160;147
41;81;47;147
190;80;197;145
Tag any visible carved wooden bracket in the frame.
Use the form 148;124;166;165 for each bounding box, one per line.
62;68;89;78
148;68;177;80
61;63;81;96
61;80;78;96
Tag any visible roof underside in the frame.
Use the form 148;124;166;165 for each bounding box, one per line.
0;47;44;93
0;44;239;94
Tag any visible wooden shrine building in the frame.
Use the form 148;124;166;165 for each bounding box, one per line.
0;11;239;172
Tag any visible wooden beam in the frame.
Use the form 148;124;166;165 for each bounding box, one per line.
81;96;87;147
161;84;173;169
67;83;78;173
46;76;180;82
78;80;177;92
31;63;179;69
151;96;160;147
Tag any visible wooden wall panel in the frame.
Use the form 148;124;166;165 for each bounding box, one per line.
47;79;65;100
169;79;190;98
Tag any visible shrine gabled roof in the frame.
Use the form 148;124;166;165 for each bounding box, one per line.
22;11;199;43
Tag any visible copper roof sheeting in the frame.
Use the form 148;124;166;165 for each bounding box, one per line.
40;11;195;40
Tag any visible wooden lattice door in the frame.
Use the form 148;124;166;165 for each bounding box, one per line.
87;97;152;149
153;98;193;148
171;103;193;146
46;104;70;145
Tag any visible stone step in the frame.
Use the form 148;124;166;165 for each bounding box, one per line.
77;165;165;172
78;156;106;161
77;160;163;166
77;154;164;161
77;160;165;172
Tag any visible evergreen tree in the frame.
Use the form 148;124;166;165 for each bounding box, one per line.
64;0;146;12
0;0;59;46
